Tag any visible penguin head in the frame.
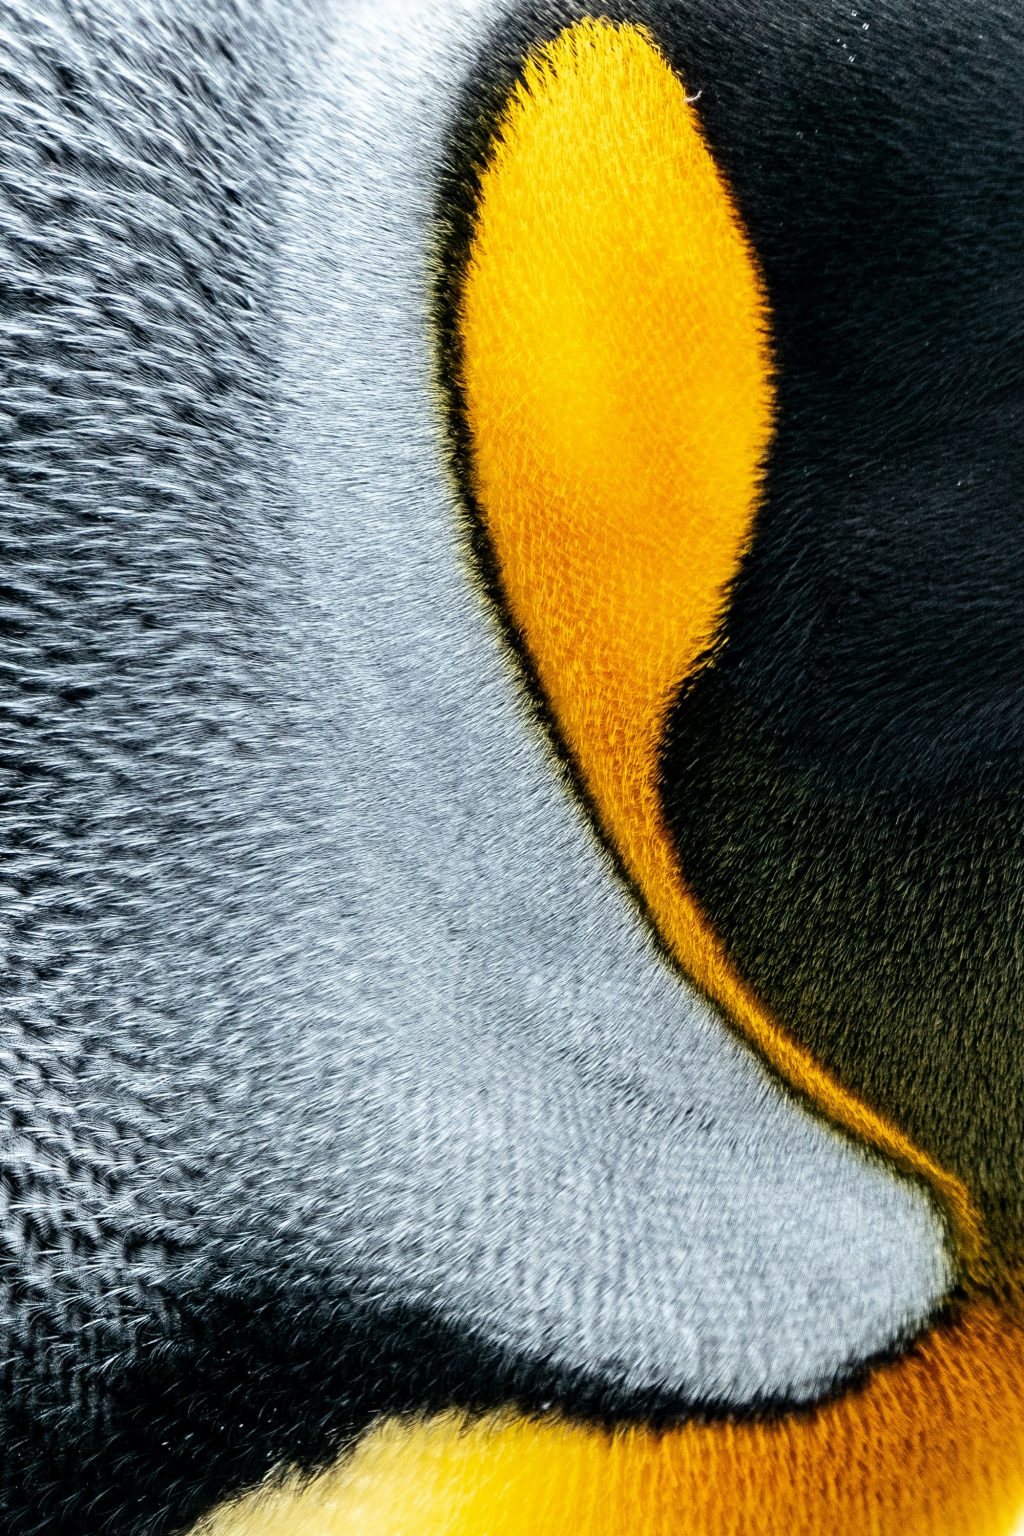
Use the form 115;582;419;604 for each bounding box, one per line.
1;3;1024;1536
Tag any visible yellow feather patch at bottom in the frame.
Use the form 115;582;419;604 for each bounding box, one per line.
193;1302;1024;1536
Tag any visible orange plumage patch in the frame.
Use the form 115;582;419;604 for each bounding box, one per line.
195;1302;1024;1536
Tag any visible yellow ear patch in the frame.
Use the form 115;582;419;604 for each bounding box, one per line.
459;17;771;792
456;16;981;1271
194;1303;1024;1536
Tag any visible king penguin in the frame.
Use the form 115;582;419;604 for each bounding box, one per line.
0;2;1022;1535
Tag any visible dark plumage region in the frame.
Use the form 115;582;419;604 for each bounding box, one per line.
441;0;1024;1267
658;0;1024;1271
5;1270;704;1536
